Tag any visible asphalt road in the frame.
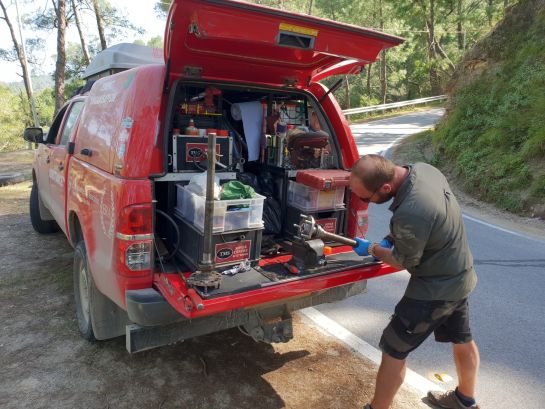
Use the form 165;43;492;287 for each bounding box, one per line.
317;109;545;408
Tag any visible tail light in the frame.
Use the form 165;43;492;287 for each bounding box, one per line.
346;192;368;239
116;204;153;275
117;204;152;235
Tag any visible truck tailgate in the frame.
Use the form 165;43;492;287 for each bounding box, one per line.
154;247;399;319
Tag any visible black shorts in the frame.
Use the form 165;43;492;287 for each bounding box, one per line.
379;296;473;360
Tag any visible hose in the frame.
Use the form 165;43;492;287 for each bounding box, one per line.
155;208;180;262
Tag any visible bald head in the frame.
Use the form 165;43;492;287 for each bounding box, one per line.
351;154;396;191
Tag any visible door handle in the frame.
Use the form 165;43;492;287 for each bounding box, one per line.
46;156;50;164
80;148;92;157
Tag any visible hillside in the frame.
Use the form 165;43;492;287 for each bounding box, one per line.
433;0;545;217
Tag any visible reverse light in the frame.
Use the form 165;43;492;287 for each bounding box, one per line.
125;241;152;271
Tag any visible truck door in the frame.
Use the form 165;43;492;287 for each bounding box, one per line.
34;105;70;213
48;100;85;232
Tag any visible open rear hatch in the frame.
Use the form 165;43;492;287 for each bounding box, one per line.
164;0;403;87
153;0;404;319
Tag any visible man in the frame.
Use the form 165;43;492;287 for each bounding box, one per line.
349;154;480;409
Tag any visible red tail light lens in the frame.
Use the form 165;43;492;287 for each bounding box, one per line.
117;204;152;235
347;192;369;239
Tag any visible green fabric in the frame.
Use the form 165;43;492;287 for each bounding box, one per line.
220;181;256;200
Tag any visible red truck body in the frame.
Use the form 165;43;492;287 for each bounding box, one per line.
25;0;403;352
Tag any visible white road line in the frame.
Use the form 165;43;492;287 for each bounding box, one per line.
462;214;545;243
299;307;444;395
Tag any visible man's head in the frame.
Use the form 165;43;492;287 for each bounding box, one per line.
350;154;397;204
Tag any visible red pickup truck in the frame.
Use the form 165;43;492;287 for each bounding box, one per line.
23;0;402;352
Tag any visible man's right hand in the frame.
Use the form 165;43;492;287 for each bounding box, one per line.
353;238;371;256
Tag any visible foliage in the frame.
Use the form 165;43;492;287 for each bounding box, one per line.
433;0;545;213
133;36;164;48
0;84;56;152
244;0;509;107
96;0;145;43
0;85;27;152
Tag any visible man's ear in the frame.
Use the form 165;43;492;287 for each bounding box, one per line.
381;183;393;194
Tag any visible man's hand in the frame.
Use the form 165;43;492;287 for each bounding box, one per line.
374;238;394;261
353;237;371;256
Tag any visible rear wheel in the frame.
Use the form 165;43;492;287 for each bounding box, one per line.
29;182;59;234
73;241;97;342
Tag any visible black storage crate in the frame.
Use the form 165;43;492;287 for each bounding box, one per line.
283;205;346;241
174;213;262;272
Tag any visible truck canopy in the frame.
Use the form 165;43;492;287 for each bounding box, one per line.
164;0;404;87
82;43;164;80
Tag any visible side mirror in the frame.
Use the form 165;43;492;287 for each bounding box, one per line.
23;127;44;144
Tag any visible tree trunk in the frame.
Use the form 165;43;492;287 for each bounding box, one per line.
487;0;493;26
378;0;387;103
380;51;387;103
54;0;67;114
92;0;107;50
72;0;90;64
307;0;313;15
366;63;372;98
0;0;39;127
426;0;442;95
457;0;464;50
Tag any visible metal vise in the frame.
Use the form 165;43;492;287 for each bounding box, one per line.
289;215;358;271
295;214;357;247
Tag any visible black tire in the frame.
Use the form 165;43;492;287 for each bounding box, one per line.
29;183;60;234
73;241;97;342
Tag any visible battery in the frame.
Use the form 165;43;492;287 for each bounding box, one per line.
173;134;232;172
174;214;262;272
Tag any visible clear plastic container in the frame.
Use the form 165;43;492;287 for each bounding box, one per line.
176;185;265;232
287;180;345;212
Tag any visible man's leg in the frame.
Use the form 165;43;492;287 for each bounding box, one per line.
453;340;480;398
370;353;406;409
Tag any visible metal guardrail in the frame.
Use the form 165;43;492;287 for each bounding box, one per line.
342;95;447;116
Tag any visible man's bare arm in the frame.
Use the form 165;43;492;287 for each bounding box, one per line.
372;246;404;270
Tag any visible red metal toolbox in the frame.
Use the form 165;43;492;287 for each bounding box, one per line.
296;169;351;190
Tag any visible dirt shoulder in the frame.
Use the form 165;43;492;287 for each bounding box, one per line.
0;155;429;408
391;133;545;242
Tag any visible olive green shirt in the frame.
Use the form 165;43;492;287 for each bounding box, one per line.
389;163;477;301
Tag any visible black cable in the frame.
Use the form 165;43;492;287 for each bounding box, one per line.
155;208;180;262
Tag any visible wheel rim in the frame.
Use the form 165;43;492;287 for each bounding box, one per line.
79;264;91;326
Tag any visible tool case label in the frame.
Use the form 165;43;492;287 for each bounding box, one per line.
215;240;251;264
185;143;221;163
316;218;337;234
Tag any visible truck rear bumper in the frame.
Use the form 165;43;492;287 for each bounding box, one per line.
124;279;367;353
125;288;183;326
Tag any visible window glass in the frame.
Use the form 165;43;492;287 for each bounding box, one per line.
45;105;68;144
59;101;84;145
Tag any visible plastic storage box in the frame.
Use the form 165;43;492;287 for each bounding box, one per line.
176;184;265;232
287;180;345;212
